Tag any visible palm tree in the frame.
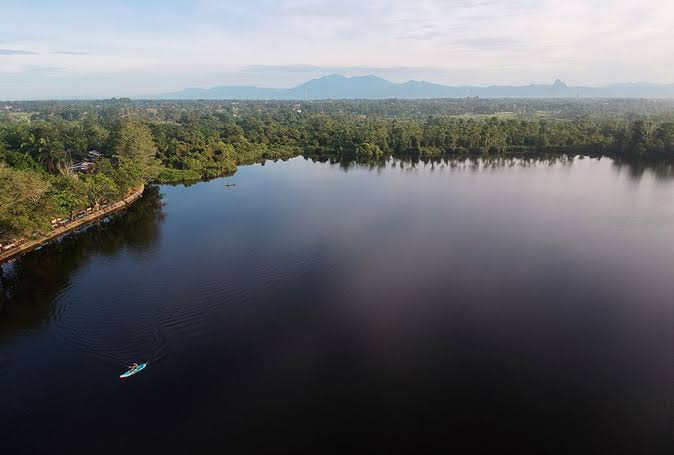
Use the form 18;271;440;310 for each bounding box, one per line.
21;133;71;173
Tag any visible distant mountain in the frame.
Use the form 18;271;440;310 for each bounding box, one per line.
140;74;674;100
292;74;396;99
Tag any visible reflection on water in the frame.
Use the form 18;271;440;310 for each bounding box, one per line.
0;186;164;340
310;153;674;182
1;156;673;454
610;157;674;181
311;153;576;171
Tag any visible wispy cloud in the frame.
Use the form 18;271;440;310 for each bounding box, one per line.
0;48;37;55
242;65;436;74
396;31;449;41
447;37;522;50
281;0;353;18
24;65;64;73
1;0;673;99
49;51;90;55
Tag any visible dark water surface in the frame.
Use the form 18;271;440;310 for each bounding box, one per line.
1;156;673;454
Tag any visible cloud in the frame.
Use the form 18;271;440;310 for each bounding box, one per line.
242;64;435;74
0;48;37;55
1;0;674;98
24;65;64;73
280;0;364;18
396;30;450;40
49;51;90;55
447;37;521;50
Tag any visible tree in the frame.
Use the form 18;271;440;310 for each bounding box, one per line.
83;173;119;207
20;129;71;173
0;164;54;238
52;174;87;219
110;121;158;165
82;118;110;152
356;142;383;158
37;140;70;173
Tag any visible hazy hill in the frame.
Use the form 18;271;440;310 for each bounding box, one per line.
141;74;674;100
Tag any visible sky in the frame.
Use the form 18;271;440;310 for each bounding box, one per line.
1;0;673;99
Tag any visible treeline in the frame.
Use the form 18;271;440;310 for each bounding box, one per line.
7;97;674;121
148;109;673;159
0;121;158;241
1;100;674;241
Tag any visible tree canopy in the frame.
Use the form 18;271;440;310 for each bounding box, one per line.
1;98;673;241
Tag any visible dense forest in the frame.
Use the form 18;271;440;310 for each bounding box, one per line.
1;98;674;242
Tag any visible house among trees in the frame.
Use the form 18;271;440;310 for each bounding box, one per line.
67;161;95;173
67;150;102;173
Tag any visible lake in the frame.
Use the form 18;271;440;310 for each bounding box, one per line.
1;156;672;453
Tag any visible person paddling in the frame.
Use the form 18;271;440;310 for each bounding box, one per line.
119;362;147;379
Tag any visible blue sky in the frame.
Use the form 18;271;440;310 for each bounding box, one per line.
1;0;673;99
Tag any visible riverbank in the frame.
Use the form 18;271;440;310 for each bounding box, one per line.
0;185;145;265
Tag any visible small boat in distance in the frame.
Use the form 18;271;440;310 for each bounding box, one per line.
224;183;236;188
119;362;147;379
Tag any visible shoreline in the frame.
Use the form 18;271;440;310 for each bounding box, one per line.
0;185;145;265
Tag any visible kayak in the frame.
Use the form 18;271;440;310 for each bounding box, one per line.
119;363;147;379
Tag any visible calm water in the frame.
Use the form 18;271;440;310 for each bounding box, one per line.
1;156;673;453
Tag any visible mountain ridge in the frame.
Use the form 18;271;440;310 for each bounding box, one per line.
140;74;674;100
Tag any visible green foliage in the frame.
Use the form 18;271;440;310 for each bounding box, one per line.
0;164;54;238
2;150;44;172
356;142;384;158
82;173;119;206
110;156;151;191
52;174;87;218
156;167;202;183
110;121;158;165
2;99;674;240
21;130;71;173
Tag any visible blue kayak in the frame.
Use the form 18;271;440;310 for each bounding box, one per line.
119;363;147;379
